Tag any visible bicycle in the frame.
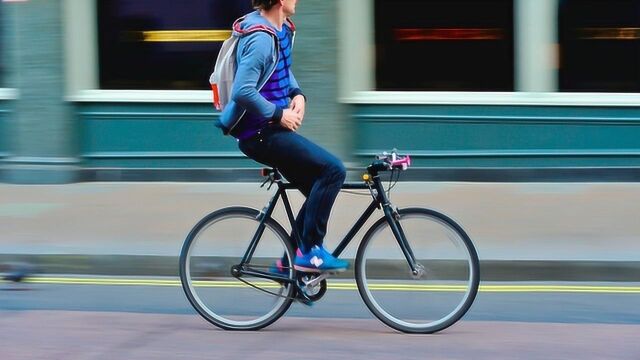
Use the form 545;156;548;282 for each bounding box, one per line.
179;151;480;334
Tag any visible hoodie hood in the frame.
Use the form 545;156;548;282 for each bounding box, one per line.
232;10;295;37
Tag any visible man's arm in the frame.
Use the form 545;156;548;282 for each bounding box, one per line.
288;70;306;101
288;70;306;123
231;33;283;122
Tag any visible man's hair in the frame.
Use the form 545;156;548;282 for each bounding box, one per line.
252;0;279;11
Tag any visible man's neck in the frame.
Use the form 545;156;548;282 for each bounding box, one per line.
260;8;286;30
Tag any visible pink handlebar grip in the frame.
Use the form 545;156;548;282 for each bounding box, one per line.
390;155;411;170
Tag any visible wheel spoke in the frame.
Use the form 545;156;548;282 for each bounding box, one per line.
179;207;295;330
356;208;479;334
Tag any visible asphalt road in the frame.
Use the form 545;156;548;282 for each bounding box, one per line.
1;279;640;324
1;278;639;359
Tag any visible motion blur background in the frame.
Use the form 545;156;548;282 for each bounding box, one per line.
1;0;640;183
1;0;640;276
0;2;639;358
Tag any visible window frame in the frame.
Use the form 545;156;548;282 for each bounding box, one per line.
64;0;211;103
338;0;640;107
557;0;640;93
63;0;640;106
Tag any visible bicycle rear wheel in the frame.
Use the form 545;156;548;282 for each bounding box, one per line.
355;208;479;334
179;207;295;330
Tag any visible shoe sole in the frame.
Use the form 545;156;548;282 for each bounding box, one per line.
293;265;348;273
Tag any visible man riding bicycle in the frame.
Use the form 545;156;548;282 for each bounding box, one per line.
216;0;348;273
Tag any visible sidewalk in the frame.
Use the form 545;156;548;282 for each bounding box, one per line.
1;311;637;360
1;182;639;280
5;312;640;359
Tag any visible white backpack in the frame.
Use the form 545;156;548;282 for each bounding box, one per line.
209;20;276;111
209;36;238;111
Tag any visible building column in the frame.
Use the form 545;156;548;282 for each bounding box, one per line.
63;0;99;96
293;0;351;158
515;0;559;92
338;0;375;98
2;0;78;184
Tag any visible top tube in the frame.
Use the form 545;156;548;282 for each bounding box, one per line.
278;181;369;190
264;150;409;191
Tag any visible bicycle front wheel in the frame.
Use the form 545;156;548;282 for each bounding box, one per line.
179;207;295;330
355;208;479;334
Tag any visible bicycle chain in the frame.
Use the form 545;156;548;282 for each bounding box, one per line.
235;265;311;303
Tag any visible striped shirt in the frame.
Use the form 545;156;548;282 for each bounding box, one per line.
234;25;292;140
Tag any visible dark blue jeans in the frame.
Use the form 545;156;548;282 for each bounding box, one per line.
238;126;346;254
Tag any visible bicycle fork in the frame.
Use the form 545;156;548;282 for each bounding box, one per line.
382;203;425;279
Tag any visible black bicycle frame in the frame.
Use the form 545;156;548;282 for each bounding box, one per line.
238;172;420;284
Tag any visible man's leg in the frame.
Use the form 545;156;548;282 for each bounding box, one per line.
292;202;306;252
264;129;346;253
299;159;346;249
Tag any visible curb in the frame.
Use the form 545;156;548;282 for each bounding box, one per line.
2;255;639;282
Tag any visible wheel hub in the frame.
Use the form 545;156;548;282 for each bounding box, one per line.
411;263;426;280
230;265;242;278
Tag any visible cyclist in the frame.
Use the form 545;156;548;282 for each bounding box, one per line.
217;0;348;273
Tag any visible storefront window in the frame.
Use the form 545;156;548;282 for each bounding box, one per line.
559;0;640;92
98;0;253;90
375;0;514;91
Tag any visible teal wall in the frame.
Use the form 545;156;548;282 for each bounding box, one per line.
352;104;640;169
1;0;639;182
78;101;640;173
77;102;251;169
1;0;76;183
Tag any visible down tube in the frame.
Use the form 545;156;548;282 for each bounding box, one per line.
332;200;380;258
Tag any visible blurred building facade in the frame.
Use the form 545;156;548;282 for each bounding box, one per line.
1;0;640;183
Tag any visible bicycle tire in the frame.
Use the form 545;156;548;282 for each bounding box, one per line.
179;206;295;330
355;207;480;334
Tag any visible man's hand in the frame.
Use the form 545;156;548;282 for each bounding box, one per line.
290;95;306;119
280;109;302;131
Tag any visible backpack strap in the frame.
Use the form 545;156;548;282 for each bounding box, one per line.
231;14;295;37
232;15;278;37
285;18;296;32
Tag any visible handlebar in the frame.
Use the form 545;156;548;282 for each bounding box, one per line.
367;150;411;174
388;153;412;170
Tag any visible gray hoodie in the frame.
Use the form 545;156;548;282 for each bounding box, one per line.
216;10;302;135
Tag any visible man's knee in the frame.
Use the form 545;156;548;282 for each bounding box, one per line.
327;159;346;183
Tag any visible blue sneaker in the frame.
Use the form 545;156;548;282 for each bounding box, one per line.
294;246;349;273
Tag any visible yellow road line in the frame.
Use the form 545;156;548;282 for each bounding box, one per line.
6;277;640;294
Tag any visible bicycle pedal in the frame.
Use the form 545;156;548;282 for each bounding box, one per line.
295;292;315;307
